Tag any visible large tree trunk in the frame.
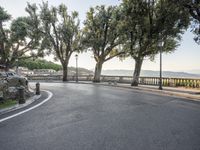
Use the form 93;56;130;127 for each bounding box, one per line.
62;60;69;82
62;66;68;81
131;57;143;86
93;61;103;83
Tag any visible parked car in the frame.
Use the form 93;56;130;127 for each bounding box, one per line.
0;71;28;86
0;72;7;79
6;72;26;78
1;72;27;79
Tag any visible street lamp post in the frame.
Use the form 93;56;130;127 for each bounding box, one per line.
75;54;78;82
158;39;163;90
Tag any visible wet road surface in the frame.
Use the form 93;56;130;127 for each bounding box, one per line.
0;82;200;150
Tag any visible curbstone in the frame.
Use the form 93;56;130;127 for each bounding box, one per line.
0;94;41;115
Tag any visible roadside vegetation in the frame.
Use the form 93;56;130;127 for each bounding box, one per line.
0;0;199;85
18;58;93;74
0;99;17;109
18;59;62;71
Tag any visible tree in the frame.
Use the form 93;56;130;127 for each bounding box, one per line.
0;6;42;71
172;0;200;44
121;0;190;86
82;5;125;82
26;2;82;81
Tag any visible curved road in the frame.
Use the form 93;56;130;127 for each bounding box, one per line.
0;82;200;150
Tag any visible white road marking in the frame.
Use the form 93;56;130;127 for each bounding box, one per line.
0;90;53;123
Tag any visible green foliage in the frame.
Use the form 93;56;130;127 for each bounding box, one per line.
18;58;93;74
0;6;11;22
121;0;190;60
82;5;126;81
121;0;190;86
26;2;82;81
82;5;125;63
18;59;62;71
171;0;200;44
0;6;42;70
26;2;82;63
0;99;17;109
0;1;197;83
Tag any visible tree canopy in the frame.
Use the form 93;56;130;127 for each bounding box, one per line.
172;0;200;44
26;2;82;81
82;5;125;82
0;6;42;71
0;1;198;84
121;0;190;86
18;59;62;71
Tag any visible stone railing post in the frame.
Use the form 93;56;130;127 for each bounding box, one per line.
18;86;25;104
36;82;40;95
0;92;3;101
119;76;123;83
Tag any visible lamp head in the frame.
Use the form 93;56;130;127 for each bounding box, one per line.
158;39;163;47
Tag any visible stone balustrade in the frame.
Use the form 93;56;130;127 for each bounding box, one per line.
26;75;200;88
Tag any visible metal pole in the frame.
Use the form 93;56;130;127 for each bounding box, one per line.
159;41;163;90
75;54;78;82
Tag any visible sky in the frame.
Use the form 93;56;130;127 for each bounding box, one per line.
0;0;200;73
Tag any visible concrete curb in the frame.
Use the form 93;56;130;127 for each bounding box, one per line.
119;85;200;102
0;94;41;115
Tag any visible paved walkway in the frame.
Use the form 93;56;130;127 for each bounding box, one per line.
80;81;200;101
29;80;200;101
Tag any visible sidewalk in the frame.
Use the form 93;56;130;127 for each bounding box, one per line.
29;80;200;101
79;81;200;101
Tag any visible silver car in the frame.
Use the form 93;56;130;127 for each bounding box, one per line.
5;72;27;80
0;72;28;86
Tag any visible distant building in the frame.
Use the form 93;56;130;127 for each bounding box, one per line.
33;69;56;75
54;70;63;75
18;67;34;75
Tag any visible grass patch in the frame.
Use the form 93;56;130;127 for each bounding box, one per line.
0;99;17;109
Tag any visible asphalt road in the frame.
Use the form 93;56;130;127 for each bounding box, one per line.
0;82;200;150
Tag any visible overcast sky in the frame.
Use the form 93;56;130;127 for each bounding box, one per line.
1;0;200;73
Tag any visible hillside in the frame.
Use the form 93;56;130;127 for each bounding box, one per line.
68;67;93;75
102;69;200;78
19;59;93;75
19;59;62;71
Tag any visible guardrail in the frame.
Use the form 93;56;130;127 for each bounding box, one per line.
26;75;200;88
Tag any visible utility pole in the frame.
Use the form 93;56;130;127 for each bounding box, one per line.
75;54;78;82
159;39;163;90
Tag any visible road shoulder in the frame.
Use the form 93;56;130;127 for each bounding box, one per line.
0;90;52;122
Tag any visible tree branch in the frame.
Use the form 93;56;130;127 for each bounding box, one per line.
105;51;125;62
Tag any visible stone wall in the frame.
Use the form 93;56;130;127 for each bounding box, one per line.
0;79;8;100
0;77;31;100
